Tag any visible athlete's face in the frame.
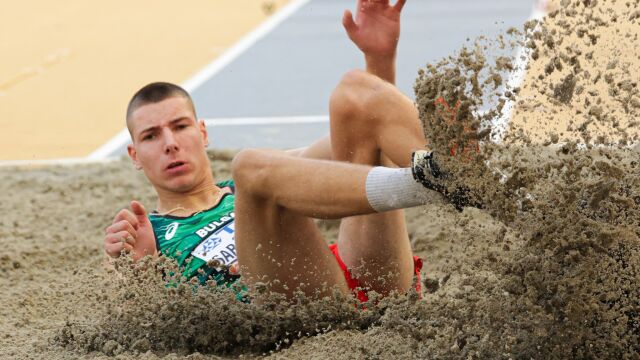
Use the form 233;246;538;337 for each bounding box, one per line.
127;96;211;193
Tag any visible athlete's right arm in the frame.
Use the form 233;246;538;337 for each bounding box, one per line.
104;201;158;260
342;0;406;84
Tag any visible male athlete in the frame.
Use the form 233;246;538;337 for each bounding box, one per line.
104;0;474;301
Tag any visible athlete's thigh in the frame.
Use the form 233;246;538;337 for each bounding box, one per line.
287;135;333;160
289;135;414;295
234;191;348;298
336;155;415;296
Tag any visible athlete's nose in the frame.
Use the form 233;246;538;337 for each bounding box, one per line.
162;128;179;154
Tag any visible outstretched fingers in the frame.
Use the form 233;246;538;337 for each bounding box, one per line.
342;9;357;34
394;0;407;12
360;0;390;11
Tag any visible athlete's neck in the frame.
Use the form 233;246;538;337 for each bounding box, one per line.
155;173;224;217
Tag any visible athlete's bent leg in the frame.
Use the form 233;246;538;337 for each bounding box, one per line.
232;70;430;298
330;70;426;167
232;148;375;298
329;69;427;296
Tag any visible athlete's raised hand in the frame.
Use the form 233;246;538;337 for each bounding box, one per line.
104;201;157;260
342;0;406;57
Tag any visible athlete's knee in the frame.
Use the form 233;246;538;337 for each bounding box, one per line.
231;148;275;197
331;70;393;120
334;70;377;103
341;68;389;88
331;72;371;127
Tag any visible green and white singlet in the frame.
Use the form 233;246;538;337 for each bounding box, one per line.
149;180;241;289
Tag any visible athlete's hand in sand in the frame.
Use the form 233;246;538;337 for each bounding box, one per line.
342;0;406;57
104;201;157;260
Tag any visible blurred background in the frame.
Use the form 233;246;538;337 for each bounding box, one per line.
0;0;536;162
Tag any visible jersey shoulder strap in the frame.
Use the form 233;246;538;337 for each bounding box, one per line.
216;179;235;193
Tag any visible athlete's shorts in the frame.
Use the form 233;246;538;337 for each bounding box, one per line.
329;243;423;303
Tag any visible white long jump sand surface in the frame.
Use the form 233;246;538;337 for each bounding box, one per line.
99;0;536;157
0;0;289;161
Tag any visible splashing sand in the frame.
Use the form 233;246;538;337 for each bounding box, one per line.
1;0;639;358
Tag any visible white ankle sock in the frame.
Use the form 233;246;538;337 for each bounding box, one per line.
365;167;429;212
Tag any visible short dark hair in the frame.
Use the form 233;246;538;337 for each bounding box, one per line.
126;82;197;125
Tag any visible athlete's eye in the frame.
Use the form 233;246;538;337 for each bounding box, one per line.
142;133;156;141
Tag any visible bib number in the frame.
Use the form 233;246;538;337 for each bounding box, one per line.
191;222;237;268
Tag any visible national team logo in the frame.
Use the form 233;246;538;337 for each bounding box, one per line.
165;222;179;240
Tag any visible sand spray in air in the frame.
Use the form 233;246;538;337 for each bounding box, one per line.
412;0;640;357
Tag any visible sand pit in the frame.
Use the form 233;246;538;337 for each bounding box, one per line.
509;0;640;145
1;0;639;358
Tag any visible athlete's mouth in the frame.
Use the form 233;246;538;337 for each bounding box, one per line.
167;161;185;170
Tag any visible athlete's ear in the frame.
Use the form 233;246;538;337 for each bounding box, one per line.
198;119;209;147
127;144;142;170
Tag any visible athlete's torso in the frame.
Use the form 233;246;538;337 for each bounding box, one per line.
149;180;240;287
